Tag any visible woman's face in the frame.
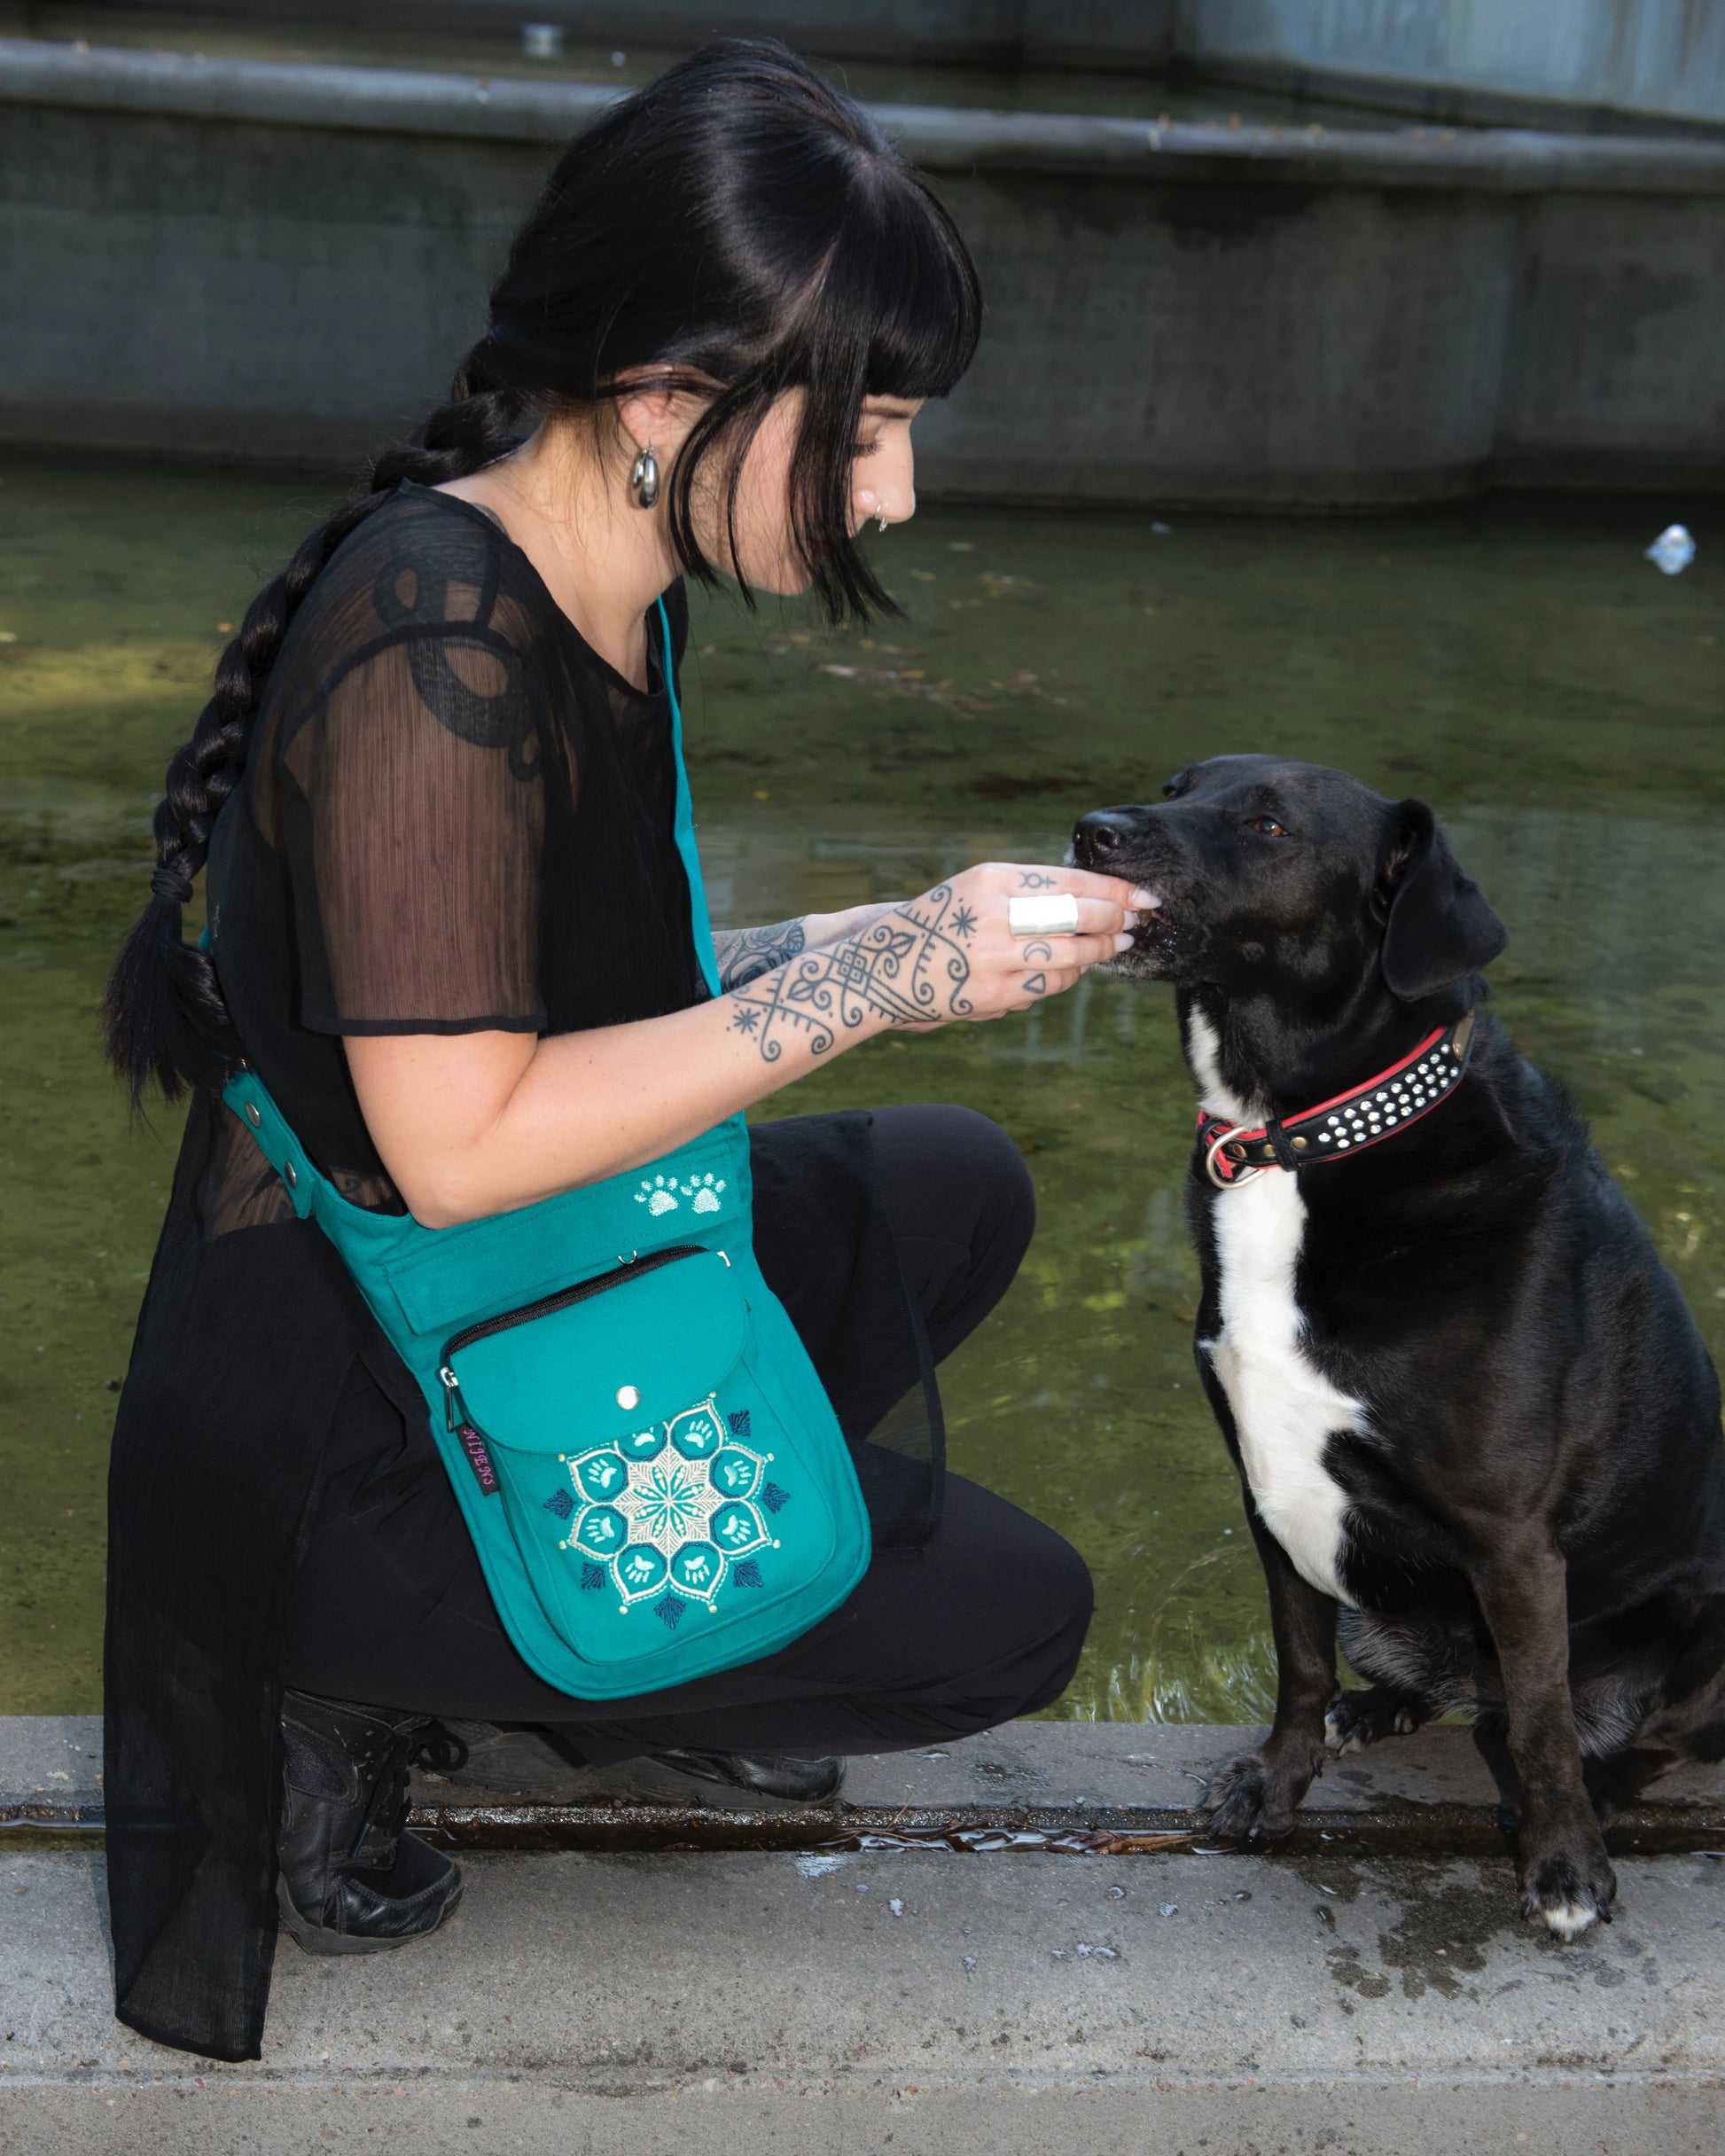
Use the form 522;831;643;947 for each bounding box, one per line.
691;389;925;596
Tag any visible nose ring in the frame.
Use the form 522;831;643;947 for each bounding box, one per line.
875;508;888;534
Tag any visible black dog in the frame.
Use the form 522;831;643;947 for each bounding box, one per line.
1073;755;1725;1939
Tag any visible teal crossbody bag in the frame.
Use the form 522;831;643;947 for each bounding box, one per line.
221;599;871;1699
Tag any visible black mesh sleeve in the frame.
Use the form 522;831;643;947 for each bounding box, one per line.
275;523;551;1035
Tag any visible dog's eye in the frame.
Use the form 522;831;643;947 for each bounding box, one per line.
1248;816;1290;838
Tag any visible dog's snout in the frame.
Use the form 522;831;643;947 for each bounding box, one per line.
1073;808;1136;863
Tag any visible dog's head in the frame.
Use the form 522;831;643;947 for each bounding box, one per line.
1071;755;1506;1012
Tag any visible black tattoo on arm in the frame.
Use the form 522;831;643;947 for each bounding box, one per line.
725;884;974;1062
713;917;808;992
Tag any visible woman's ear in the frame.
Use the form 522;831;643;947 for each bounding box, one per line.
1380;800;1508;1001
613;373;707;463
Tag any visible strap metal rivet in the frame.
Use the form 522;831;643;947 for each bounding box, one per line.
616;1385;641;1411
1292;1136;1307;1150
244;1103;261;1127
1225;1144;1245;1161
284;1160;298;1188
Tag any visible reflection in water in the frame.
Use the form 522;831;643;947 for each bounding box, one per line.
2;461;1721;1718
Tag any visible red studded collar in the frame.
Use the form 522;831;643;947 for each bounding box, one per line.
1197;1011;1477;1189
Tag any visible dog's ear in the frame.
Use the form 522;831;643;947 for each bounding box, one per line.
1379;801;1507;1001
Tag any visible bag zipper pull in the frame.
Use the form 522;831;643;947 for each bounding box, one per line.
439;1365;503;1496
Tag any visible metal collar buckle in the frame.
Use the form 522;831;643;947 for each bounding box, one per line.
1204;1123;1271;1191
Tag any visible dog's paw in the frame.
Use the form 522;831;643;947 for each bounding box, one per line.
1519;1842;1618;1941
1323;1688;1424;1756
1203;1750;1310;1843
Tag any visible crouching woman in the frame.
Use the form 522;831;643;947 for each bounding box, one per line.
101;40;1145;2060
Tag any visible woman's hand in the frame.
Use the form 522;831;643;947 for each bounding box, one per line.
721;862;1151;1058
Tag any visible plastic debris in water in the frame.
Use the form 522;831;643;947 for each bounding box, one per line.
822;1826;1190;1856
794;1854;850;1879
1645;524;1696;575
1159;1902;1178;1917
963;1955;977;1972
888;1897;905;1917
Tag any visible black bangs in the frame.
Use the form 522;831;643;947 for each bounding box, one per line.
767;168;982;624
859;173;983;403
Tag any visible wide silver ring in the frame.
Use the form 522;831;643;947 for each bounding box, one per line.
1008;894;1081;939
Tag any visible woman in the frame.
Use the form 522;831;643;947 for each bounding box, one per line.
103;40;1148;2062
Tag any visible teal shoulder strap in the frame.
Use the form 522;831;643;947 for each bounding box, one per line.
657;595;722;1000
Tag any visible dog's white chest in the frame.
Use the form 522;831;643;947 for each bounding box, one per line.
1187;1016;1363;1605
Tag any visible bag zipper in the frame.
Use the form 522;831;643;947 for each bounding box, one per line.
436;1244;707;1452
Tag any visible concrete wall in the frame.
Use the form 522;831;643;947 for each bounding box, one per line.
1177;0;1725;133
84;0;1183;71
78;0;1725;128
4;38;1725;504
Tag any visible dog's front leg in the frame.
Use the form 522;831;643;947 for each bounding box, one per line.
1469;1536;1616;1939
1206;1495;1336;1841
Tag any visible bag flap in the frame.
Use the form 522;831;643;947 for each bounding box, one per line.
380;1129;746;1341
449;1249;746;1456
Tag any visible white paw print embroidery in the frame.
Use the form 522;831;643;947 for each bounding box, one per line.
635;1175;679;1215
678;1173;727;1215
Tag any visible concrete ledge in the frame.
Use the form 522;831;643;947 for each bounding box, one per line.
7;1712;1724;1847
5;1716;1724;2150
8;37;1725;191
86;0;1182;75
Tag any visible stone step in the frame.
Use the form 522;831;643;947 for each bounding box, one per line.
7;1712;1724;1849
4;1837;1724;2152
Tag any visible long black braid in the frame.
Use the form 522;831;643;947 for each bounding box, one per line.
103;355;526;1104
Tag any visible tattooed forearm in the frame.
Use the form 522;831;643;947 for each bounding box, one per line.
725;884;975;1062
713;917;808;992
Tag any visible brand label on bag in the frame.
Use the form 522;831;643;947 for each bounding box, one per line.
456;1423;502;1496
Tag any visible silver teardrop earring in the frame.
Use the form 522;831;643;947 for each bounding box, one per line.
629;441;660;510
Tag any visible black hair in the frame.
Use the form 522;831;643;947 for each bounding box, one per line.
105;37;981;1104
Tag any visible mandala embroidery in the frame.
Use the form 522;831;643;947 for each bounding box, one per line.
556;1395;777;1611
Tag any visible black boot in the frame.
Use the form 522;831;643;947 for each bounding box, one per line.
648;1748;845;1803
277;1690;464;1956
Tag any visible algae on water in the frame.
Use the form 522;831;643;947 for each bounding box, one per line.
3;458;1721;1716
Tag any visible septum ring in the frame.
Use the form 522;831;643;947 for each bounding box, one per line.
1008;894;1081;939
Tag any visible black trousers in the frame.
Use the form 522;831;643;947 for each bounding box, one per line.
282;1105;1093;1764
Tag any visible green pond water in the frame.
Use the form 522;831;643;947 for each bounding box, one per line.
3;457;1721;1722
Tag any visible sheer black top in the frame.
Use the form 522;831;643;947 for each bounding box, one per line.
207;483;707;1209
